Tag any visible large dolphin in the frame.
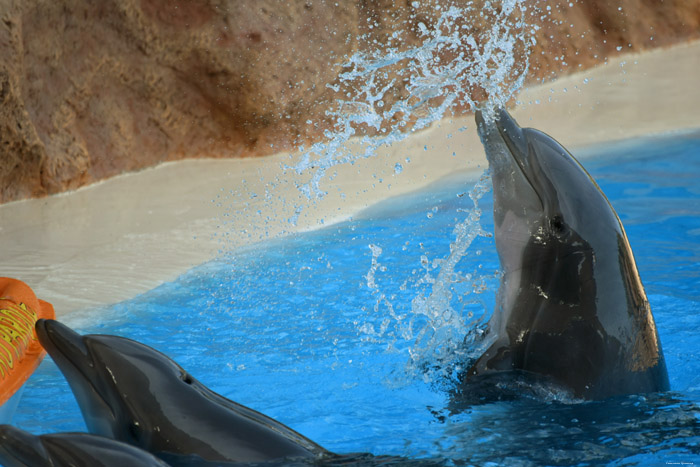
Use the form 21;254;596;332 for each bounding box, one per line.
0;425;169;467
35;319;330;466
466;108;669;400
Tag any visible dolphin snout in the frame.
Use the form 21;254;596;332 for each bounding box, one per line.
36;319;89;359
494;108;528;158
474;108;496;136
475;109;486;128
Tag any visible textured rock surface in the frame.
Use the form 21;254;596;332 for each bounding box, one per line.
1;0;699;203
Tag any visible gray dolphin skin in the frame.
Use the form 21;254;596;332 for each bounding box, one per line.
35;319;329;466
0;425;169;467
468;108;669;400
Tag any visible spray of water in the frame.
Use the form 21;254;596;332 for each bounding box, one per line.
334;0;535;385
361;172;497;385
293;0;534;200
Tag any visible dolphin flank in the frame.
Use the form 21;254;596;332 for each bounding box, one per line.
465;108;669;400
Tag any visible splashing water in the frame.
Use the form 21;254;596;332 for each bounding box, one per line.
293;0;534;200
288;0;536;387
360;172;497;386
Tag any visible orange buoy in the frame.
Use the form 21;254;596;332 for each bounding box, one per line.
0;278;55;412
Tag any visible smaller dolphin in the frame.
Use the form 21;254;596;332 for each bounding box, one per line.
465;108;669;400
0;424;169;467
35;319;330;466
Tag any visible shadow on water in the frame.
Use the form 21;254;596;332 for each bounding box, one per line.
437;392;700;465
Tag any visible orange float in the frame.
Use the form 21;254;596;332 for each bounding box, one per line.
0;277;55;422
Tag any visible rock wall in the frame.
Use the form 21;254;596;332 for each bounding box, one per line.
1;0;699;203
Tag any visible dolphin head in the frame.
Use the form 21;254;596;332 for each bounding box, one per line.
35;319;327;463
476;108;623;280
35;319;197;448
471;108;668;398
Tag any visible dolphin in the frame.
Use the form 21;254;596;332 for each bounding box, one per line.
465;108;669;400
35;319;330;465
0;425;169;467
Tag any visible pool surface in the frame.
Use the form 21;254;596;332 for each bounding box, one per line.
15;131;700;465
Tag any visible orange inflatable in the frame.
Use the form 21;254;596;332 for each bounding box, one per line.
0;277;55;407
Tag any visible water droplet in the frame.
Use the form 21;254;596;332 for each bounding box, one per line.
394;163;403;174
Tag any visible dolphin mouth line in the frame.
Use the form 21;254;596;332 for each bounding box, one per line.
36;319;117;420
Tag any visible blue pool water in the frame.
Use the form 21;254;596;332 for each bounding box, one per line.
14;131;700;465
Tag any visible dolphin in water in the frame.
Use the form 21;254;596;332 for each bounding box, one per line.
35;319;330;466
466;108;669;400
0;424;169;467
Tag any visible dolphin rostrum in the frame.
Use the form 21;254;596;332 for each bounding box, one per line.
35;319;330;465
0;424;169;467
466;108;669;400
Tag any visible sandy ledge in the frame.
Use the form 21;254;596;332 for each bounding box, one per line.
1;40;699;319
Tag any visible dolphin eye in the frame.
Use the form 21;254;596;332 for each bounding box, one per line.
550;215;566;233
181;373;193;385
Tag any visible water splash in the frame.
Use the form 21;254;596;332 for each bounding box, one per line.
361;172;497;386
293;0;534;200
404;172;495;384
365;244;384;291
288;0;535;386
327;1;536;387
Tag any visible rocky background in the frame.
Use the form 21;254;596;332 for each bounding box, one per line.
1;0;699;204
